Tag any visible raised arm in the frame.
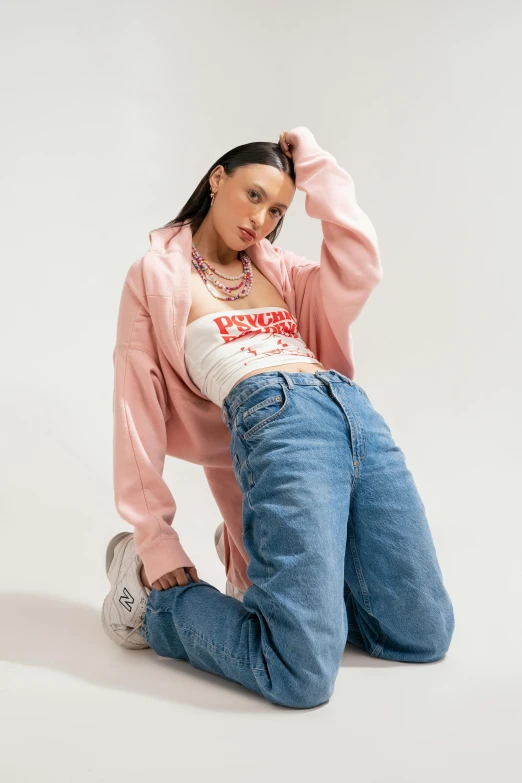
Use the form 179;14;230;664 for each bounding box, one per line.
112;268;195;585
274;126;383;332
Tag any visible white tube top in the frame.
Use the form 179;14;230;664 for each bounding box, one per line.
184;306;320;407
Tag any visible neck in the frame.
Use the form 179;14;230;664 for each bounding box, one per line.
191;215;240;266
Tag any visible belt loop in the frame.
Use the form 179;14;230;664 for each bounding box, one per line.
278;370;294;389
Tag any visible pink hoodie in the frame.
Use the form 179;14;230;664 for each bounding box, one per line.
113;126;383;591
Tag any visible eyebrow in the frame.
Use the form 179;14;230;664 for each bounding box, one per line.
251;182;289;210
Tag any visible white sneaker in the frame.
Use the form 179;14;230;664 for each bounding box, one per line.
214;520;226;565
214;521;245;603
101;532;152;650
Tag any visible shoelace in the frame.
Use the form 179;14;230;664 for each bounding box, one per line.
117;588;151;647
118;615;146;646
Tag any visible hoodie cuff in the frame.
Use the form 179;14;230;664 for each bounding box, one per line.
137;533;195;586
286;126;322;165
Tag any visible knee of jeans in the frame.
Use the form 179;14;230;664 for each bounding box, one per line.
271;669;335;709
416;596;456;662
435;598;455;657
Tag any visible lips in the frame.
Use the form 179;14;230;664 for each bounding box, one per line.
239;227;256;239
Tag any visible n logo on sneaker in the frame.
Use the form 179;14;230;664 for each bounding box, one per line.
119;587;135;612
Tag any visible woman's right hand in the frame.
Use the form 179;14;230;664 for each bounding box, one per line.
149;565;201;591
278;131;293;160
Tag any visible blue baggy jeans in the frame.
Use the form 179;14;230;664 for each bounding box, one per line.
141;369;455;708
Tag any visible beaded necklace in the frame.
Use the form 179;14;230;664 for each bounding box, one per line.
191;242;254;301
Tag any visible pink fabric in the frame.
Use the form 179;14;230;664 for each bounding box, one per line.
112;126;383;590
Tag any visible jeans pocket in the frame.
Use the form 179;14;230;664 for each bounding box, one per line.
239;383;289;440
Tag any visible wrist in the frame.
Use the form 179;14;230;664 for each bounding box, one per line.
287;126;321;163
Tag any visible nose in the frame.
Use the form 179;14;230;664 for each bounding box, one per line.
252;207;268;227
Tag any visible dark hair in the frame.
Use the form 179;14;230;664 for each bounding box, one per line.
162;141;295;244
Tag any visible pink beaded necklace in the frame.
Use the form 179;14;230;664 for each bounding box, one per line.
191;243;254;301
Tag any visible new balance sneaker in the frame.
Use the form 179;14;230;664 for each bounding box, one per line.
101;531;152;650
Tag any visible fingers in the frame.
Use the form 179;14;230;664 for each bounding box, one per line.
160;574;177;589
278;131;292;159
151;577;171;590
151;566;200;591
156;570;182;589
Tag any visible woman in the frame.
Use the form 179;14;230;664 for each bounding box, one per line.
102;126;455;709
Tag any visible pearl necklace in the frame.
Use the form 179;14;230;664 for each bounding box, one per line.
191;243;254;301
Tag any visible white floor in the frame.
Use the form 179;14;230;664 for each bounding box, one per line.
1;529;520;783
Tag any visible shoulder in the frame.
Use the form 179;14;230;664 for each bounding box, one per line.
124;251;176;300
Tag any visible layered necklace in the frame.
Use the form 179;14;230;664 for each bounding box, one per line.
191;242;253;301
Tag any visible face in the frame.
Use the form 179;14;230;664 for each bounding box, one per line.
209;164;295;247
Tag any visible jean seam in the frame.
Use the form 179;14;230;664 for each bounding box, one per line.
347;520;372;615
258;546;276;667
177;623;267;670
347;518;388;656
231;441;255;504
146;608;266;670
370;634;388;657
352;407;367;465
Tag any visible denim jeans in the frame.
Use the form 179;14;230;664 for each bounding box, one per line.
141;369;455;709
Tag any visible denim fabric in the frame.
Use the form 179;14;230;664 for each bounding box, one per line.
141;369;455;709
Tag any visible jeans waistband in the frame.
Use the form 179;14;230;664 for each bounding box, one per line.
221;368;354;424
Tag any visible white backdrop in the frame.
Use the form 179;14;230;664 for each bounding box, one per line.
1;1;521;781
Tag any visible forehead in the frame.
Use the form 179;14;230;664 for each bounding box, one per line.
236;164;295;205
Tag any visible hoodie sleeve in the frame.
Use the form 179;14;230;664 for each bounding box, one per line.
274;126;383;341
112;272;195;585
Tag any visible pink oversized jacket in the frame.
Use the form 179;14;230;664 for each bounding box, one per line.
113;126;383;592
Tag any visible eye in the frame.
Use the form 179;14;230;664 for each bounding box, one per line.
248;190;283;218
